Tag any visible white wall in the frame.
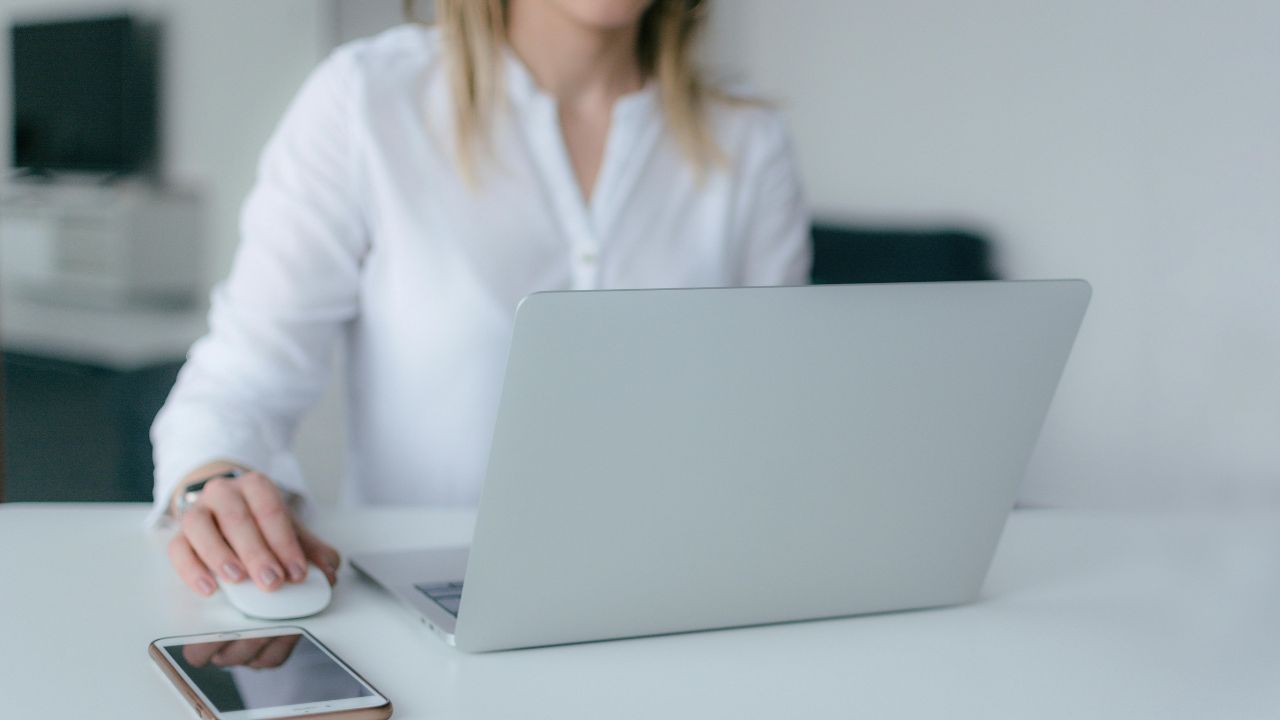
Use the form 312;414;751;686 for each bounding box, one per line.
710;0;1280;507
333;0;411;46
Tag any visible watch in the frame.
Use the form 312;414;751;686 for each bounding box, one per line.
175;468;244;515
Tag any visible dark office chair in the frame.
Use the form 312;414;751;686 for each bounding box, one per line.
809;222;998;285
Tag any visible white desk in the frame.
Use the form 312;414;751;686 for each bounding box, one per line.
1;504;1276;719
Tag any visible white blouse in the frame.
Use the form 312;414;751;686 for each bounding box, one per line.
148;25;811;524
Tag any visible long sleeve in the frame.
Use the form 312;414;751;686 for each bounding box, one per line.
735;111;813;287
147;47;369;526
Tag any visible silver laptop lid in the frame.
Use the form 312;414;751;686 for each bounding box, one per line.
456;281;1090;652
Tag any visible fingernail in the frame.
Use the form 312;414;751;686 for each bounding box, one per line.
261;567;280;586
196;577;216;595
223;563;245;582
288;562;306;582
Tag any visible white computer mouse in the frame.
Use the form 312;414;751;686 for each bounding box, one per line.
217;564;333;620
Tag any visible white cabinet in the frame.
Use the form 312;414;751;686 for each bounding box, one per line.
0;183;202;308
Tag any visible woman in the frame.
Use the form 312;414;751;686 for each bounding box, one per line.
153;0;810;596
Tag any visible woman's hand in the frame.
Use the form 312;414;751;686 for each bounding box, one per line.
166;463;340;596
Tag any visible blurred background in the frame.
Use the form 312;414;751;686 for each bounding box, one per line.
0;0;1275;509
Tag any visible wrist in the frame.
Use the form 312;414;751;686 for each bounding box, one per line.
168;461;251;517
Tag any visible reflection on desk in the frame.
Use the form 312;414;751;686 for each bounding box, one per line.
0;504;1276;719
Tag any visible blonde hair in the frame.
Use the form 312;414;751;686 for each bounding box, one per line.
408;0;724;182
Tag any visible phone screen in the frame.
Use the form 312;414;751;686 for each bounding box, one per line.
159;632;375;713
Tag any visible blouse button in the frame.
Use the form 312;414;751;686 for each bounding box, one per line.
579;251;597;265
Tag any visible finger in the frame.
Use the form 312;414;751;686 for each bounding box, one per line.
247;635;301;669
167;533;217;596
297;523;341;586
181;505;247;583
202;479;285;591
211;637;272;667
239;473;308;583
183;640;230;668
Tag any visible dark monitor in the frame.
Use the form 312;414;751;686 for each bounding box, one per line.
11;15;159;175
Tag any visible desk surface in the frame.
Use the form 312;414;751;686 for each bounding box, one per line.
1;504;1276;719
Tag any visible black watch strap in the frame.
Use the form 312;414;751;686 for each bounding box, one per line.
175;468;244;514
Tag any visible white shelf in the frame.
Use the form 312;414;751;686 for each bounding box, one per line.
0;295;206;370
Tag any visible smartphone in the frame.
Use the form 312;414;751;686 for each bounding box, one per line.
149;626;392;720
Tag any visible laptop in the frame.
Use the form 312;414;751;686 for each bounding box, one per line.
352;280;1090;652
